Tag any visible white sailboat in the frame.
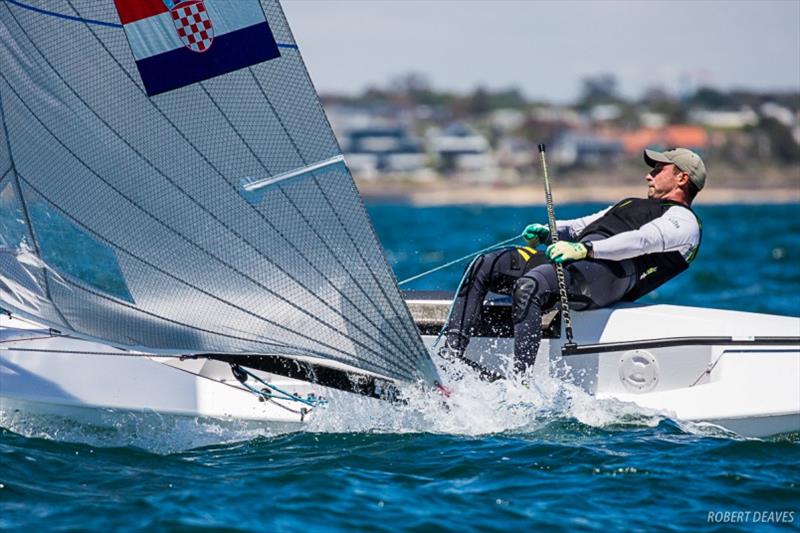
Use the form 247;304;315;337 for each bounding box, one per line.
1;0;798;438
1;0;439;428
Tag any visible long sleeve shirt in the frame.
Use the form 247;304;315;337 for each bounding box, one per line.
556;205;701;262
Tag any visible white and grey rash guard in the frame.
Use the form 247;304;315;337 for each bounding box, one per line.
556;205;701;262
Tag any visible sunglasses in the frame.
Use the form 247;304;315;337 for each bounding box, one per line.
649;164;669;177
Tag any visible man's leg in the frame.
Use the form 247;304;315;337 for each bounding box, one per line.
441;249;535;360
512;258;637;374
511;264;558;373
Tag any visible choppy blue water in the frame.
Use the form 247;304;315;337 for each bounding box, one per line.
2;203;799;531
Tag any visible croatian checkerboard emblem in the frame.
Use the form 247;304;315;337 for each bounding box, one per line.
114;0;281;96
170;0;214;53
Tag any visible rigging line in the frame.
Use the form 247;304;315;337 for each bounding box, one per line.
0;346;159;356
4;0;298;50
46;4;417;365
198;80;419;359
246;71;423;357
233;366;325;408
3;299;385;381
3;289;393;379
0;335;62;345
4;0;119;28
0;80;412;376
14;173;412;379
0;80;73;330
398;234;523;286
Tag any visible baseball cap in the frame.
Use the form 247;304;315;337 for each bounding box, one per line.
644;148;707;190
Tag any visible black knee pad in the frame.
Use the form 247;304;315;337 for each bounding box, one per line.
512;276;538;324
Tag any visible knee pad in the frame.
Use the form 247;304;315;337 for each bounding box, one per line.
512;276;538;324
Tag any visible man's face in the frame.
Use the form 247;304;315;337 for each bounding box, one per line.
646;163;681;199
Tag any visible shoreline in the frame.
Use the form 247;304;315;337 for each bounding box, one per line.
358;182;800;206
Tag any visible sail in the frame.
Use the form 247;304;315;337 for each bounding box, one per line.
0;0;439;385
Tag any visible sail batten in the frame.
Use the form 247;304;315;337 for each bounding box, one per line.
242;155;345;192
0;0;439;385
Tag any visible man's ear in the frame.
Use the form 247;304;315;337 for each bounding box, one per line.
676;171;690;187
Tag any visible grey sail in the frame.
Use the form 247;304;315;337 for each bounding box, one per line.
0;0;439;385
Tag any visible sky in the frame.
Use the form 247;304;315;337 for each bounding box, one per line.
281;0;800;102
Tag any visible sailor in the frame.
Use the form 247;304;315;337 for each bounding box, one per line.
439;147;706;376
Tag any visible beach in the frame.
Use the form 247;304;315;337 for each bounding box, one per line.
358;181;800;206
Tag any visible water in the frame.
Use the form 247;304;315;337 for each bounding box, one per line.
2;203;799;531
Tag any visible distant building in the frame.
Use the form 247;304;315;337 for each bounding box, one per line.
688;108;758;129
341;126;427;175
760;102;797;128
616;126;709;155
550;132;624;168
427;122;494;173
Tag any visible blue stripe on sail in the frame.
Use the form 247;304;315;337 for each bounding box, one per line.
5;0;121;28
135;22;280;96
3;0;298;49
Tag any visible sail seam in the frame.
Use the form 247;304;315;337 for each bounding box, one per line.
52;0;420;365
6;2;432;378
270;0;430;362
43;1;419;367
20;267;396;379
0;80;415;378
245;70;423;355
196;82;420;357
13;172;415;379
0;16;415;371
247;70;425;356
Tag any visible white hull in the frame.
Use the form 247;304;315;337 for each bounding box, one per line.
2;303;799;438
0;314;316;430
420;302;800;438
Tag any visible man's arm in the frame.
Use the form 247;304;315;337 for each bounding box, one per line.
588;206;700;261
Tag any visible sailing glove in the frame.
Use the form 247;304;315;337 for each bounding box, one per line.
546;241;588;263
522;223;550;247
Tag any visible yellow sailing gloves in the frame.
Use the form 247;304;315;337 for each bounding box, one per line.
546;241;588;263
522;223;550;247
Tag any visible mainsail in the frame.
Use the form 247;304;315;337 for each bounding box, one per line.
0;0;439;385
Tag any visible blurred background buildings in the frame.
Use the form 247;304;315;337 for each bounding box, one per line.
283;1;799;192
322;72;799;186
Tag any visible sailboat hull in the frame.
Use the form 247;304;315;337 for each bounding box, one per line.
2;299;799;438
409;295;800;438
0;315;314;430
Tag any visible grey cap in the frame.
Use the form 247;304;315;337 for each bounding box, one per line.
644;148;707;190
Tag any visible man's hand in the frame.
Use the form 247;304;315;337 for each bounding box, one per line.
546;241;587;263
522;223;550;247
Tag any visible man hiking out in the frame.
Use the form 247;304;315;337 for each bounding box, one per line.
439;147;706;377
